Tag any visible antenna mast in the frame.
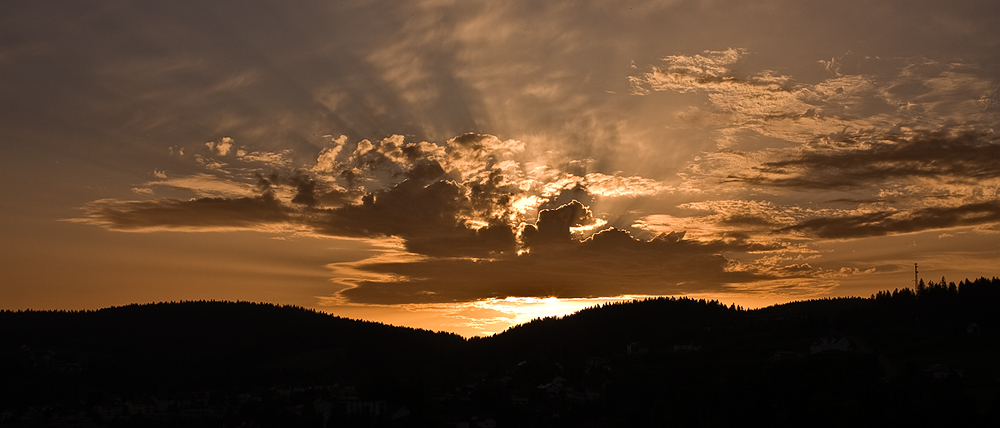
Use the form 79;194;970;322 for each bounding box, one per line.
914;263;918;288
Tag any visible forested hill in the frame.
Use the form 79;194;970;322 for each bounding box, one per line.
1;301;467;401
2;277;1000;426
1;300;465;363
478;276;1000;360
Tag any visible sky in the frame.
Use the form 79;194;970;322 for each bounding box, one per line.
2;0;998;337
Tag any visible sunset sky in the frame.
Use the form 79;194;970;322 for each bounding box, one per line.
2;0;998;336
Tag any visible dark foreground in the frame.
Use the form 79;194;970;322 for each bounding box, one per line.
3;277;1000;427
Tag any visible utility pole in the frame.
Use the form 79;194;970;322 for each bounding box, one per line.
914;263;918;289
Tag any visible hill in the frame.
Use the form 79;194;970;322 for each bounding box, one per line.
2;277;999;426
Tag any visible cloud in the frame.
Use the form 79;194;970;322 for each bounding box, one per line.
72;133;668;252
582;172;670;197
520;201;597;248
331;228;773;305
732;128;1000;190
630;50;1000;250
236;149;293;167
633;50;999;162
80;122;994;305
205;137;234;156
68;195;293;232
71;129;801;304
306;178;519;258
312;135;349;174
778;201;1000;240
634;199;799;243
629;48;748;95
57;24;998;308
146;173;257;198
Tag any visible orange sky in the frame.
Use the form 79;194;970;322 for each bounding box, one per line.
2;0;998;337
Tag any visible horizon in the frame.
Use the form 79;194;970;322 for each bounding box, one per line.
7;276;997;339
2;1;998;337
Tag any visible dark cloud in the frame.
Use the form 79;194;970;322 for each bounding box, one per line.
730;128;1000;190
778;201;1000;239
69;125;807;305
313;178;519;257
71;144;791;305
716;213;784;228
69;134;519;255
71;195;292;232
338;228;771;304
255;172;323;207
521;201;596;248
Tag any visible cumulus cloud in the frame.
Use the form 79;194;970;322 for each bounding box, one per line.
205;137;234;156
72;115;998;305
71;130;794;303
236;149;293;167
65;37;1000;307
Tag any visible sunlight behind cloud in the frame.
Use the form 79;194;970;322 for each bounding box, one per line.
4;0;998;337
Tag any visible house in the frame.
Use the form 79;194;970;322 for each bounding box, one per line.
124;399;154;415
809;337;852;354
967;322;981;336
49;415;94;427
627;342;648;355
92;402;125;420
470;416;497;428
391;406;411;420
343;400;387;417
924;364;964;380
537;382;562;398
191;391;211;407
271;386;292;397
566;390;587;403
510;394;530;406
585;356;608;368
337;385;359;400
772;351;803;361
673;344;702;352
151;396;173;413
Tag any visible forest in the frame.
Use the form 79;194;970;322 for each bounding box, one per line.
2;276;999;427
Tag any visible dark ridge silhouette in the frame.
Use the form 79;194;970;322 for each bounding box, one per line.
2;277;999;427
